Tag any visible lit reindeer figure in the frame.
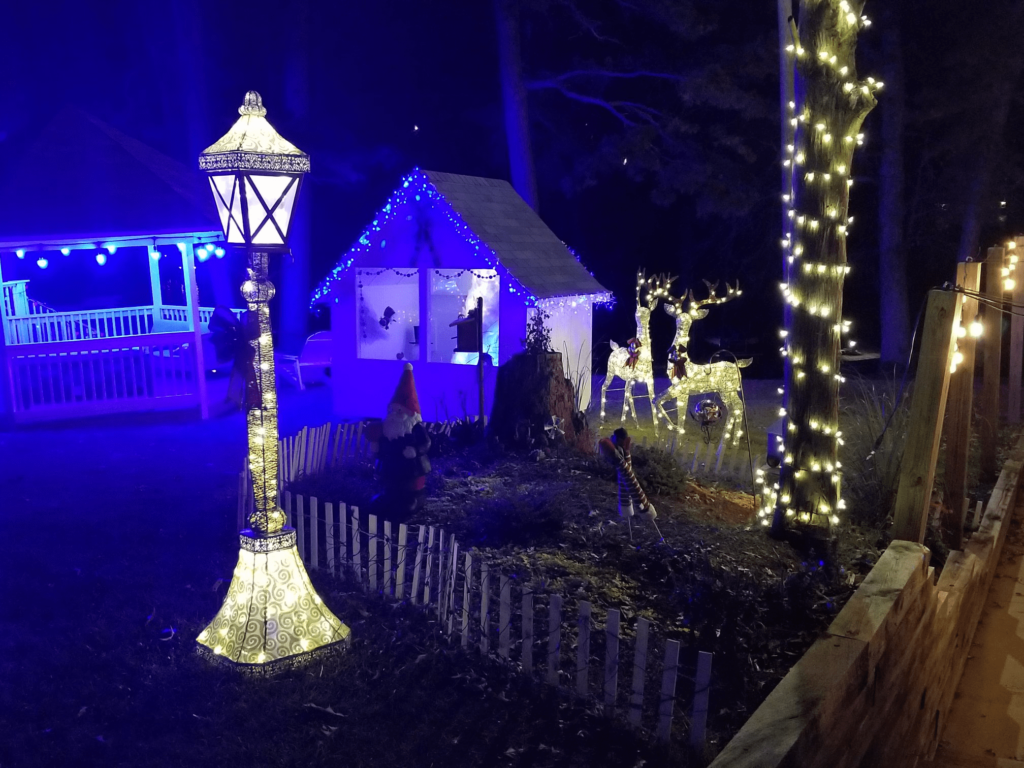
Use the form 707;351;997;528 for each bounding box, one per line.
655;281;751;446
600;271;674;436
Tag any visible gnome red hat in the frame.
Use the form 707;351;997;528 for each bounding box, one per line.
390;362;421;418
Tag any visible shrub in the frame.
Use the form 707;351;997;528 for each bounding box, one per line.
629;444;690;497
839;375;910;529
457;486;570;548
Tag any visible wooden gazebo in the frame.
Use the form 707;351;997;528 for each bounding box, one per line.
0;109;241;422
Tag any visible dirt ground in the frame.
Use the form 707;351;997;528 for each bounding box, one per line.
290;376;888;751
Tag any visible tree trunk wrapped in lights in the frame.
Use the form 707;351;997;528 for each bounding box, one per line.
769;1;878;537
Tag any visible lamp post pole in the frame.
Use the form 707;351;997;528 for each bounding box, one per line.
241;250;286;535
196;92;349;670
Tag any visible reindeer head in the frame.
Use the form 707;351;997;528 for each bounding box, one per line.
632;270;675;341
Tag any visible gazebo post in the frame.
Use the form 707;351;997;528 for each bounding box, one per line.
148;247;163;316
182;240;209;419
0;254;11;419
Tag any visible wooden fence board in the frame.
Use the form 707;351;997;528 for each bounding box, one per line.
413;526;427;604
499;576;511;659
446;538;459;635
462;553;473;648
629;618;650;727
368;514;378;591
480;563;491;654
690;651;713;750
1012;239;1024;423
982;248;1004;481
296;494;306;561
396;524;408;600
339;505;352;577
577;601;591;696
605;609;620;710
383;520;393;596
310;497;319;570
658;639;681;743
325;502;335;574
892;290;962;542
522;591;534;673
424;527;435;606
351;506;361;583
942;262;982;549
548;594;562;686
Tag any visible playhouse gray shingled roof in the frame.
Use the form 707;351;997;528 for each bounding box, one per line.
423;170;608;299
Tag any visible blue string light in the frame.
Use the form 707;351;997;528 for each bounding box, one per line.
310;168;609;309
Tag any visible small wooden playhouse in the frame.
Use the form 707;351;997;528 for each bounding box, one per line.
311;169;611;421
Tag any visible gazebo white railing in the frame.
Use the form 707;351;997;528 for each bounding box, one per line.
0;234;239;422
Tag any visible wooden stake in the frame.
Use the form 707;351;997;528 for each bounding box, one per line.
941;262;981;550
981;248;1005;481
892;289;962;542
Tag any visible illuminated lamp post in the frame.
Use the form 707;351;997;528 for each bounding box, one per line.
196;91;349;669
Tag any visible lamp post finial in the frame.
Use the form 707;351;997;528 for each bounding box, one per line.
239;91;267;117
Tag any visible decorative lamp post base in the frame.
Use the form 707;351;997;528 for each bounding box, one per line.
197;528;350;672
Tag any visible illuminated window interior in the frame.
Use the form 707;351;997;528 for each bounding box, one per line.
356;269;420;361
428;269;499;364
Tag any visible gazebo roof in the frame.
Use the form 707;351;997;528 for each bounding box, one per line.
0;108;220;248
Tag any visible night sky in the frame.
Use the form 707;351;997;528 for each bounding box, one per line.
2;0;1022;374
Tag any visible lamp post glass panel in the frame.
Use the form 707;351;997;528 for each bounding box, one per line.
196;91;349;668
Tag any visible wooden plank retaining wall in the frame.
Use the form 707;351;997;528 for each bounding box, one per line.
709;432;1024;768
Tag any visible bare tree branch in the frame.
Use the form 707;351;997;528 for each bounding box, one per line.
530;69;686;86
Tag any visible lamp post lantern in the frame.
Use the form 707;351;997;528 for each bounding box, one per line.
196;91;349;669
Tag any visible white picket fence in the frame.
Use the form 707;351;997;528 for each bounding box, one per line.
274;419;482;485
632;429;760;489
236;469;713;746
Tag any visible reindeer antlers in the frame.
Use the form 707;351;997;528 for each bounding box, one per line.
687;279;742;310
634;270;676;308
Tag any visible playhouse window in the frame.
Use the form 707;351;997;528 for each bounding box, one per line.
356;268;419;361
427;269;499;365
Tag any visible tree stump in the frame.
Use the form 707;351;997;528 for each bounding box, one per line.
489;352;578;447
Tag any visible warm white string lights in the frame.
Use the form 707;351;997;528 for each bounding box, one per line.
767;0;878;534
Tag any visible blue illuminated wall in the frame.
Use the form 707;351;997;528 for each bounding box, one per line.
322;173;529;421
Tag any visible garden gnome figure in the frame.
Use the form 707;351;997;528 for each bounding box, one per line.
376;363;432;522
599;428;657;520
